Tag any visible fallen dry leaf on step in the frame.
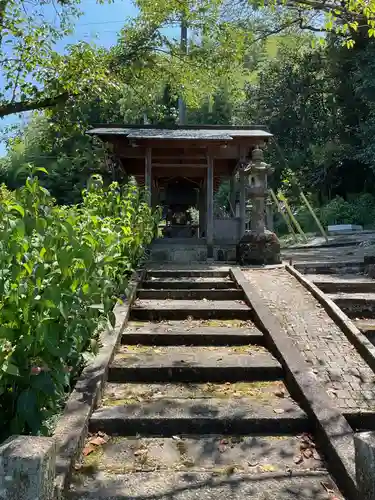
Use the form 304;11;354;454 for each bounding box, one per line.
89;436;107;446
273;408;285;414
294;455;303;464
302;448;313;459
83;444;96;456
274;389;285;398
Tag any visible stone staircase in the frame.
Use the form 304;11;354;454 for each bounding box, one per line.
298;262;375;344
68;267;342;500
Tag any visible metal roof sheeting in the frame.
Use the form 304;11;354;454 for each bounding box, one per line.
87;127;273;140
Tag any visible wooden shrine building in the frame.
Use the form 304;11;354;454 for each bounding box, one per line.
87;124;273;261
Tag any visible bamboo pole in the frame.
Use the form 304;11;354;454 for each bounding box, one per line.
300;191;329;243
269;189;298;243
278;193;308;242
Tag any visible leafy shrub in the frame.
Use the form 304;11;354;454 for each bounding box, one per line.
319;196;355;226
275;193;375;237
319;194;375;228
0;170;159;440
0;183;14;203
350;193;375;227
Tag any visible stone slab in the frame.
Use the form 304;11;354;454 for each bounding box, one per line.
75;434;325;475
68;470;340;500
137;289;244;301
354;318;375;335
142;279;236;290
121;326;265;346
305;274;373;283
101;380;293;405
0;436;57;500
293;261;364;275
90;397;309;435
130;299;252;321
327;293;375;318
231;266;357;500
328;224;363;233
306;276;375;294
52;269;146;497
147;269;230;278
354;431;375;499
109;346;282;383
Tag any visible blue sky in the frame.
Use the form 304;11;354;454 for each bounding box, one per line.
0;0;179;156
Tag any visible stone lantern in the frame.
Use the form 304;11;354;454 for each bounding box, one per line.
236;147;281;265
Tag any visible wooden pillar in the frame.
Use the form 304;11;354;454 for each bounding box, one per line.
151;179;159;208
199;185;206;238
206;153;214;258
145;147;152;206
229;175;236;217
239;168;246;237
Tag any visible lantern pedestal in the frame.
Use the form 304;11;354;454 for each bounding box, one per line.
236;230;281;266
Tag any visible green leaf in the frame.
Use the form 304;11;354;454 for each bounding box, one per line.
23;262;33;275
17;389;40;431
14;220;25;238
8;204;25;217
35;167;49;175
30;372;55;395
3;363;20;377
59;301;69;320
108;310;116;328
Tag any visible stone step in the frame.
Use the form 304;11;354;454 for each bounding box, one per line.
137;289;244;301
327;292;375;318
130;299;252;321
354;318;375;335
108;346;282;383
90;398;308;435
121;326;265;346
69;434;339;500
101;380;292;406
68;470;336;500
294;260;364;275
305;274;375;294
142;278;236;290
147;269;230;279
352;318;375;347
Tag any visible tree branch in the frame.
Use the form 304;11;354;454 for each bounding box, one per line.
0;92;70;118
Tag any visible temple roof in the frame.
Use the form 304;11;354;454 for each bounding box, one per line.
87;124;273;141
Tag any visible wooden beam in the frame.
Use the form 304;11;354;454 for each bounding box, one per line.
151;163;207;168
109;143;246;161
